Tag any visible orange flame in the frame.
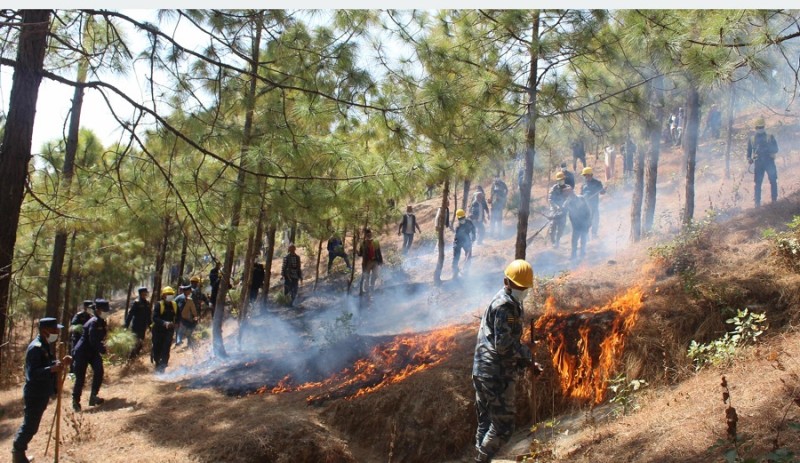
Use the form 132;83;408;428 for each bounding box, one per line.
535;287;644;403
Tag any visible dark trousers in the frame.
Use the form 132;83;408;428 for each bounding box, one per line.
210;287;219;312
152;329;174;371
452;243;472;276
474;376;516;460
72;352;104;400
550;211;567;247
327;252;351;272
490;202;505;235
589;203;600;238
402;233;415;253
13;395;49;452
284;278;299;305
754;158;778;207
129;330;146;359
571;224;590;259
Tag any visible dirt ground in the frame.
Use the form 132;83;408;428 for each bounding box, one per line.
2;108;800;462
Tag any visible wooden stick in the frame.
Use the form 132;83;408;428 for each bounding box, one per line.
55;342;66;462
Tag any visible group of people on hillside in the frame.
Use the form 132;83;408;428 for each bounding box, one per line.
548;164;606;260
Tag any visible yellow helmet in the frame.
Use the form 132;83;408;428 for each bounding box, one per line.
190;275;201;283
161;286;176;296
555;172;566;181
456;209;466;219
504;259;534;288
582;167;593;176
754;117;765;128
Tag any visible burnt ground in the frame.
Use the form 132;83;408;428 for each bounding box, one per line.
1;108;800;462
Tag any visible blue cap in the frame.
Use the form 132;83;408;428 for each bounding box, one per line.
94;298;110;311
39;317;63;329
83;300;95;308
137;286;149;293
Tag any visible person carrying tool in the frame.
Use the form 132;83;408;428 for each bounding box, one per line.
71;298;110;412
125;287;151;360
453;209;477;278
11;318;71;463
152;286;179;373
746;117;779;207
548;172;570;248
472;260;541;463
580;167;606;239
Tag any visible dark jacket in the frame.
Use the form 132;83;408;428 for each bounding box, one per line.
251;263;266;289
74;316;108;357
565;194;592;230
23;335;58;398
548;184;569;208
327;237;344;254
152;300;179;331
454;219;477;247
491;180;509;203
581;177;605;208
69;311;92;347
472;288;531;379
398;213;422;235
563;170;575;189
747;131;778;163
209;267;220;291
125;297;151;335
281;253;302;280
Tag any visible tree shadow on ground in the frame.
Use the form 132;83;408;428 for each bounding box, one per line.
82;397;138;414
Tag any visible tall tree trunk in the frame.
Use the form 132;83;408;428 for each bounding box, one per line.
724;85;736;180
682;83;701;227
452;179;458;226
124;269;134;324
214;14;262;358
60;231;77;328
630;136;646;242
643;75;665;234
176;230;188;285
347;227;359;293
45;18;91;318
515;11;540;260
461;179;470;211
152;216;170;311
314;237;323;291
260;223;276;300
0;10;51;357
239;230;256;318
289;222;297;244
434;178;451;284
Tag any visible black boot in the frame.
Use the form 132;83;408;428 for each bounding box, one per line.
89;395;104;406
72;398;81;412
12;448;31;463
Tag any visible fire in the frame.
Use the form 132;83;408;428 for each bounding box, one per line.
534;287;644;403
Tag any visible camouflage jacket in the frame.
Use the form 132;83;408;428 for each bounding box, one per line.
472;288;532;379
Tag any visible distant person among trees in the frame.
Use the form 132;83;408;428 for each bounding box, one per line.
469;187;490;245
563;187;592;260
249;262;265;304
580;167;606;239
281;244;303;306
435;198;451;232
489;176;508;237
548;172;570;248
472;260;540;463
621;137;637;180
208;261;221;316
747;117;780;207
152;286;178;373
357;229;383;295
68;300;93;372
705;104;722;139
452;209;476;279
603;144;616;181
571;138;586;171
560;162;575;189
327;233;352;273
398;205;422;254
11;317;70;463
125;287;151;360
175;285;199;348
71;298;110;412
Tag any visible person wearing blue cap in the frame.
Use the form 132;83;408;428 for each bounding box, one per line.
11;318;71;463
71;298;110;412
68;300;94;371
125;287;151;359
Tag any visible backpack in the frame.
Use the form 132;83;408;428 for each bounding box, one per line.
469;200;481;220
752;133;778;159
492;180;508;200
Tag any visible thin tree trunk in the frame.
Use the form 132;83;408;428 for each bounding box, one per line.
0;10;51;360
176;230;188;286
314;237;323;291
515;11;540;260
347;227;359;293
61;231;77;328
152;216;170;311
289;222;297;244
461;179;470;211
452;179;458;226
630;136;646;242
214;14;263;358
434;178;451;284
239;230;256;318
45;19;91;319
682;83;701;227
260;223;276;300
123;269;135;324
644;75;665;234
724;85;735;180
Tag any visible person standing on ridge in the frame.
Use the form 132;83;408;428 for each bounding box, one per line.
398;205;422;254
747;117;779;207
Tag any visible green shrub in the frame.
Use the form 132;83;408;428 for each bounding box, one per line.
105;328;137;361
687;308;767;370
608;374;648;417
321;311;356;346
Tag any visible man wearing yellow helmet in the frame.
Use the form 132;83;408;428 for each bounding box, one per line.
151;286;179;372
548;172;570;248
453;209;476;278
472;259;540;462
746;117;779;207
580;166;606;239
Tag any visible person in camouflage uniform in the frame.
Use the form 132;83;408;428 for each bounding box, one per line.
472;260;539;463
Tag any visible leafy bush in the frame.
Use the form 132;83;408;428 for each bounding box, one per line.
649;215;716;277
608;374;648;417
687;309;767;370
105;327;137;361
767;215;800;271
321;311;356;346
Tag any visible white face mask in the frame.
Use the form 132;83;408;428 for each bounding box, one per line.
166;295;175;302
510;288;529;302
47;333;59;343
458;218;465;224
558;180;565;186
